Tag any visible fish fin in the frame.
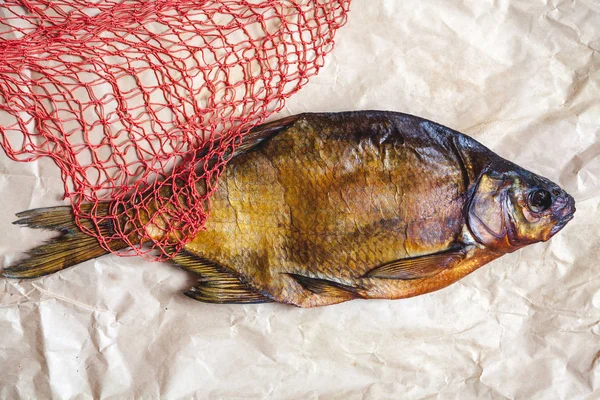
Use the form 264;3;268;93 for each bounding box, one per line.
3;203;127;279
197;115;302;167
232;114;302;157
287;273;361;299
12;206;79;232
184;282;273;305
170;248;228;279
364;249;466;280
172;249;273;304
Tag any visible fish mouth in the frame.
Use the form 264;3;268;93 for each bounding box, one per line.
550;213;574;236
550;194;576;236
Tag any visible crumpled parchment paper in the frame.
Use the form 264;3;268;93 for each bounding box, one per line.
1;0;599;398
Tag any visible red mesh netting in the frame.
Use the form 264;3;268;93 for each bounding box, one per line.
0;0;350;259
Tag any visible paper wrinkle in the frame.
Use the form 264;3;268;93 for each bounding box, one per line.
1;0;599;398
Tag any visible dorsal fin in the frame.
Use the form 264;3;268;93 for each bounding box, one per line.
171;249;273;304
232;114;302;157
287;273;361;300
364;249;466;280
200;114;302;163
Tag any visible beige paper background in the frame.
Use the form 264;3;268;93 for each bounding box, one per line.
1;0;599;398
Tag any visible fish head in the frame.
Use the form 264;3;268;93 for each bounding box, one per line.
467;162;576;253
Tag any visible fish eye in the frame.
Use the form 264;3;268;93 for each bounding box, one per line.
527;189;552;213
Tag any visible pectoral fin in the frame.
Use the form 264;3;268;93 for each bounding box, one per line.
172;249;273;304
364;249;466;280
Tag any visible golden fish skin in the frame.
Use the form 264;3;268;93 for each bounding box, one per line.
180;111;575;307
3;111;576;308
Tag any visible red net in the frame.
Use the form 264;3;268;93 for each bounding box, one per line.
0;0;350;259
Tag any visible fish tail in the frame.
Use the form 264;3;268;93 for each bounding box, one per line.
2;203;127;279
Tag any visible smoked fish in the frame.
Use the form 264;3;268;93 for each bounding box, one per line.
2;111;576;307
